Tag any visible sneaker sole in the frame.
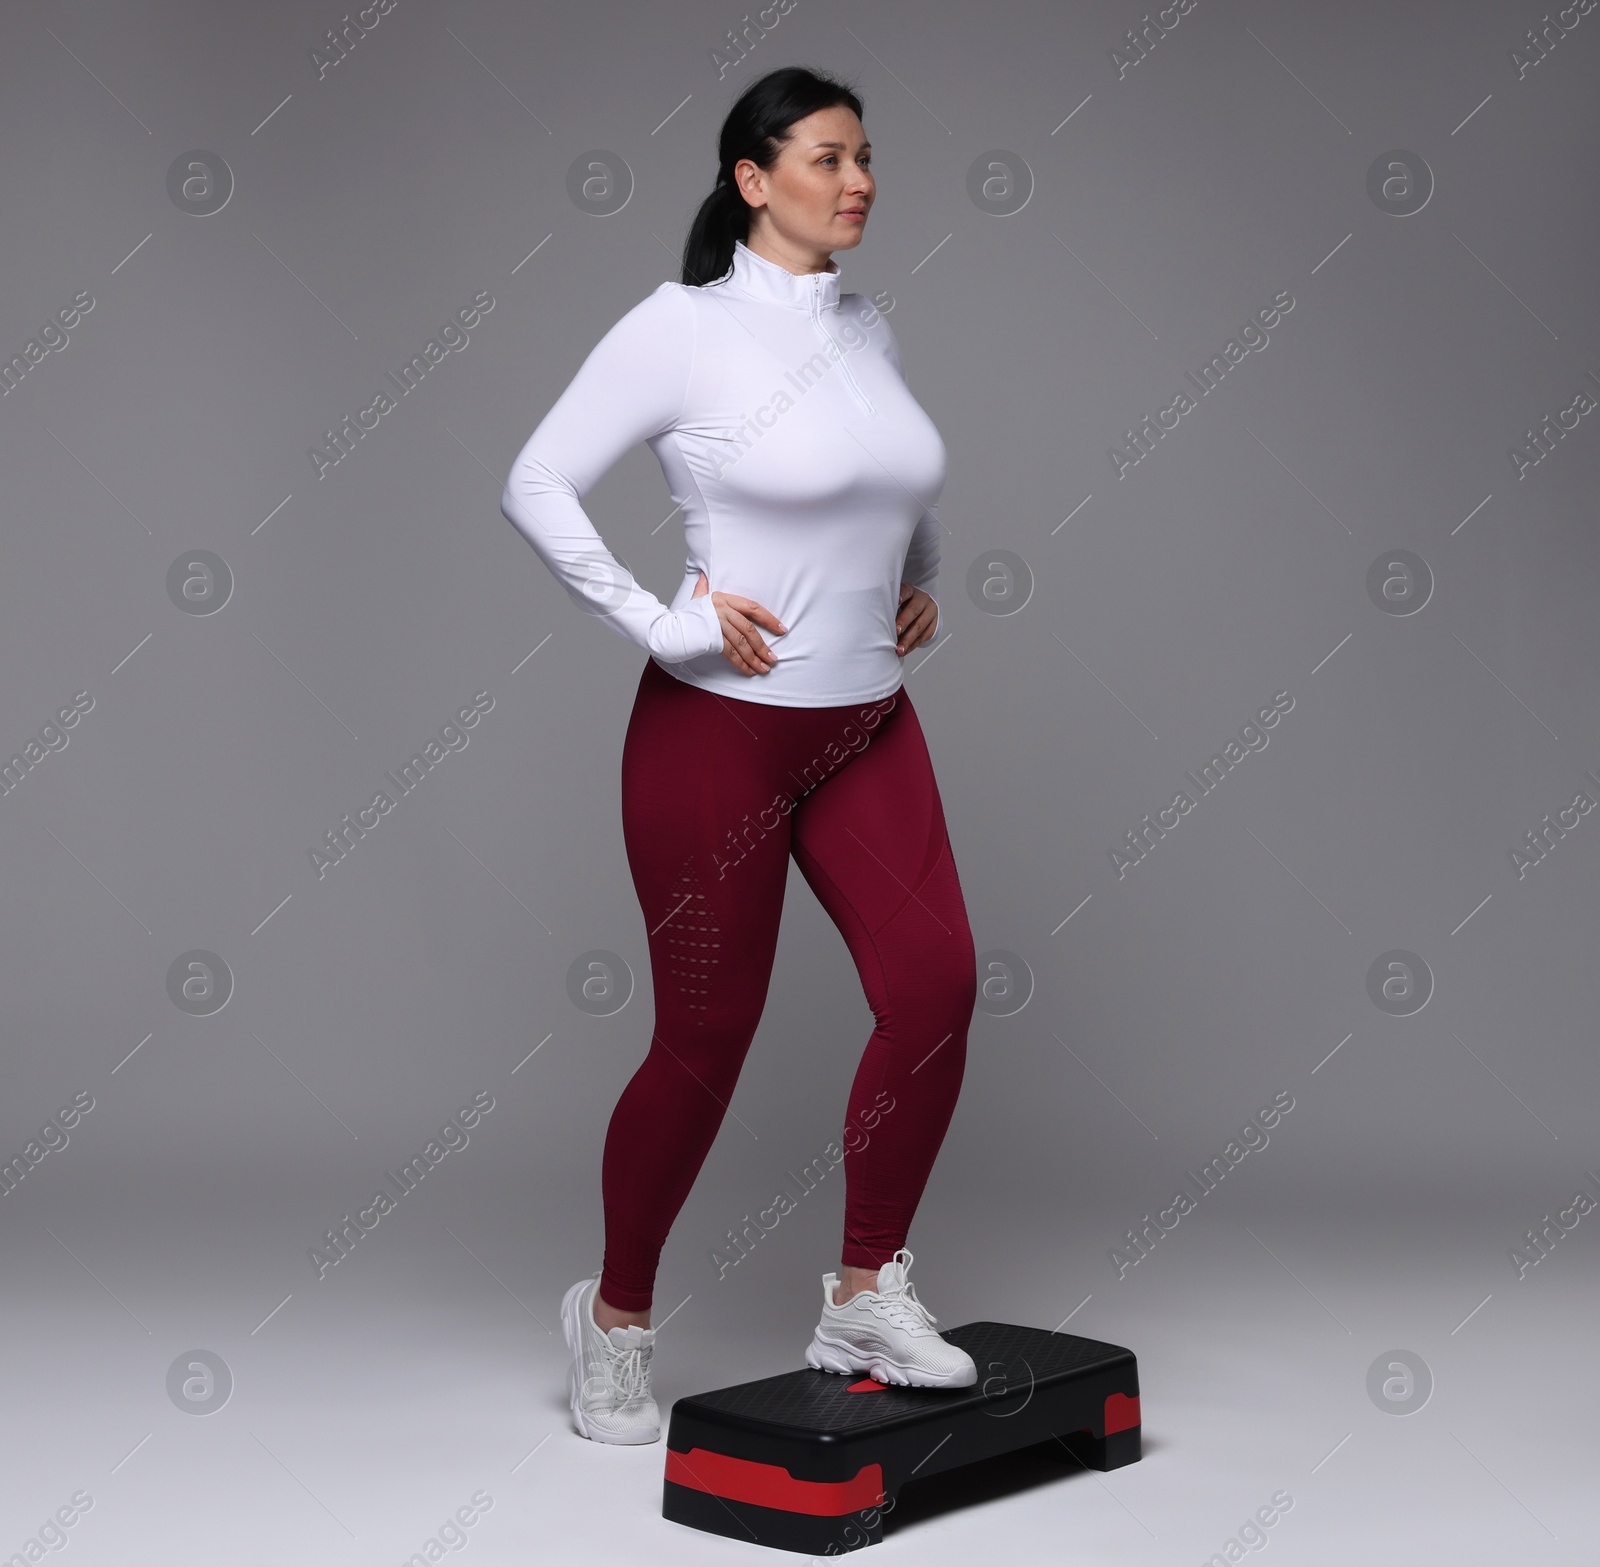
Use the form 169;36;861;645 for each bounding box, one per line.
806;1329;977;1389
560;1276;661;1445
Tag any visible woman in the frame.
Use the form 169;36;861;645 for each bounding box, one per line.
500;65;979;1445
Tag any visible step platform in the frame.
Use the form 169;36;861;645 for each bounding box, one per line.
663;1321;1140;1554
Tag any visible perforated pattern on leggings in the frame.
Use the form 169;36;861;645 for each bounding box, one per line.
661;856;720;1022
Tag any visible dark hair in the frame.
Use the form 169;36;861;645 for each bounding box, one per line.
681;66;864;287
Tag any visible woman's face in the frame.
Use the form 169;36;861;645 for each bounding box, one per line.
737;104;874;260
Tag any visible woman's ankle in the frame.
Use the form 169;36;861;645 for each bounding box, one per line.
834;1263;881;1305
594;1288;651;1333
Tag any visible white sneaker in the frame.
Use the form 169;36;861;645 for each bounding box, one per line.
560;1273;661;1444
804;1248;976;1389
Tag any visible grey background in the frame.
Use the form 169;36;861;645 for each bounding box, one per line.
1;1;1595;1562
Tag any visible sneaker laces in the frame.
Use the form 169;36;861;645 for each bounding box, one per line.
598;1329;653;1405
870;1248;939;1333
578;1297;655;1409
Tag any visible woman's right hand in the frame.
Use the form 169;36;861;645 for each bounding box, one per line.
692;570;786;676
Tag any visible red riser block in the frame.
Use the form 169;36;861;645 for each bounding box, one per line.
665;1447;885;1515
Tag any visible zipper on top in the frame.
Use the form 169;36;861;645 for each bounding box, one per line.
811;274;875;415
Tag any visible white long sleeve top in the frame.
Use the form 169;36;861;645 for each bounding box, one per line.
500;239;947;707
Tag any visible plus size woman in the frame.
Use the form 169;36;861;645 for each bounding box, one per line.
500;66;980;1444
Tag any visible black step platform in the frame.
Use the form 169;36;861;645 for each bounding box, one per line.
663;1321;1140;1554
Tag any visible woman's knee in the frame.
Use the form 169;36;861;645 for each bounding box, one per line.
876;874;976;1020
648;998;764;1082
928;946;978;1028
873;933;976;1037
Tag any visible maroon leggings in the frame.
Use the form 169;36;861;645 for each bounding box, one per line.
598;657;977;1312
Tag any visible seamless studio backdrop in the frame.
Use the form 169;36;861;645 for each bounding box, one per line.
1;2;1596;1564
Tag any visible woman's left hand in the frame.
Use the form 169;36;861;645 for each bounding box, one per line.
895;583;939;655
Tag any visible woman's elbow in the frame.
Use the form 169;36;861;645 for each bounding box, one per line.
500;455;576;529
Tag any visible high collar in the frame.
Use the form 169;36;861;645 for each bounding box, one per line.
715;239;842;312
